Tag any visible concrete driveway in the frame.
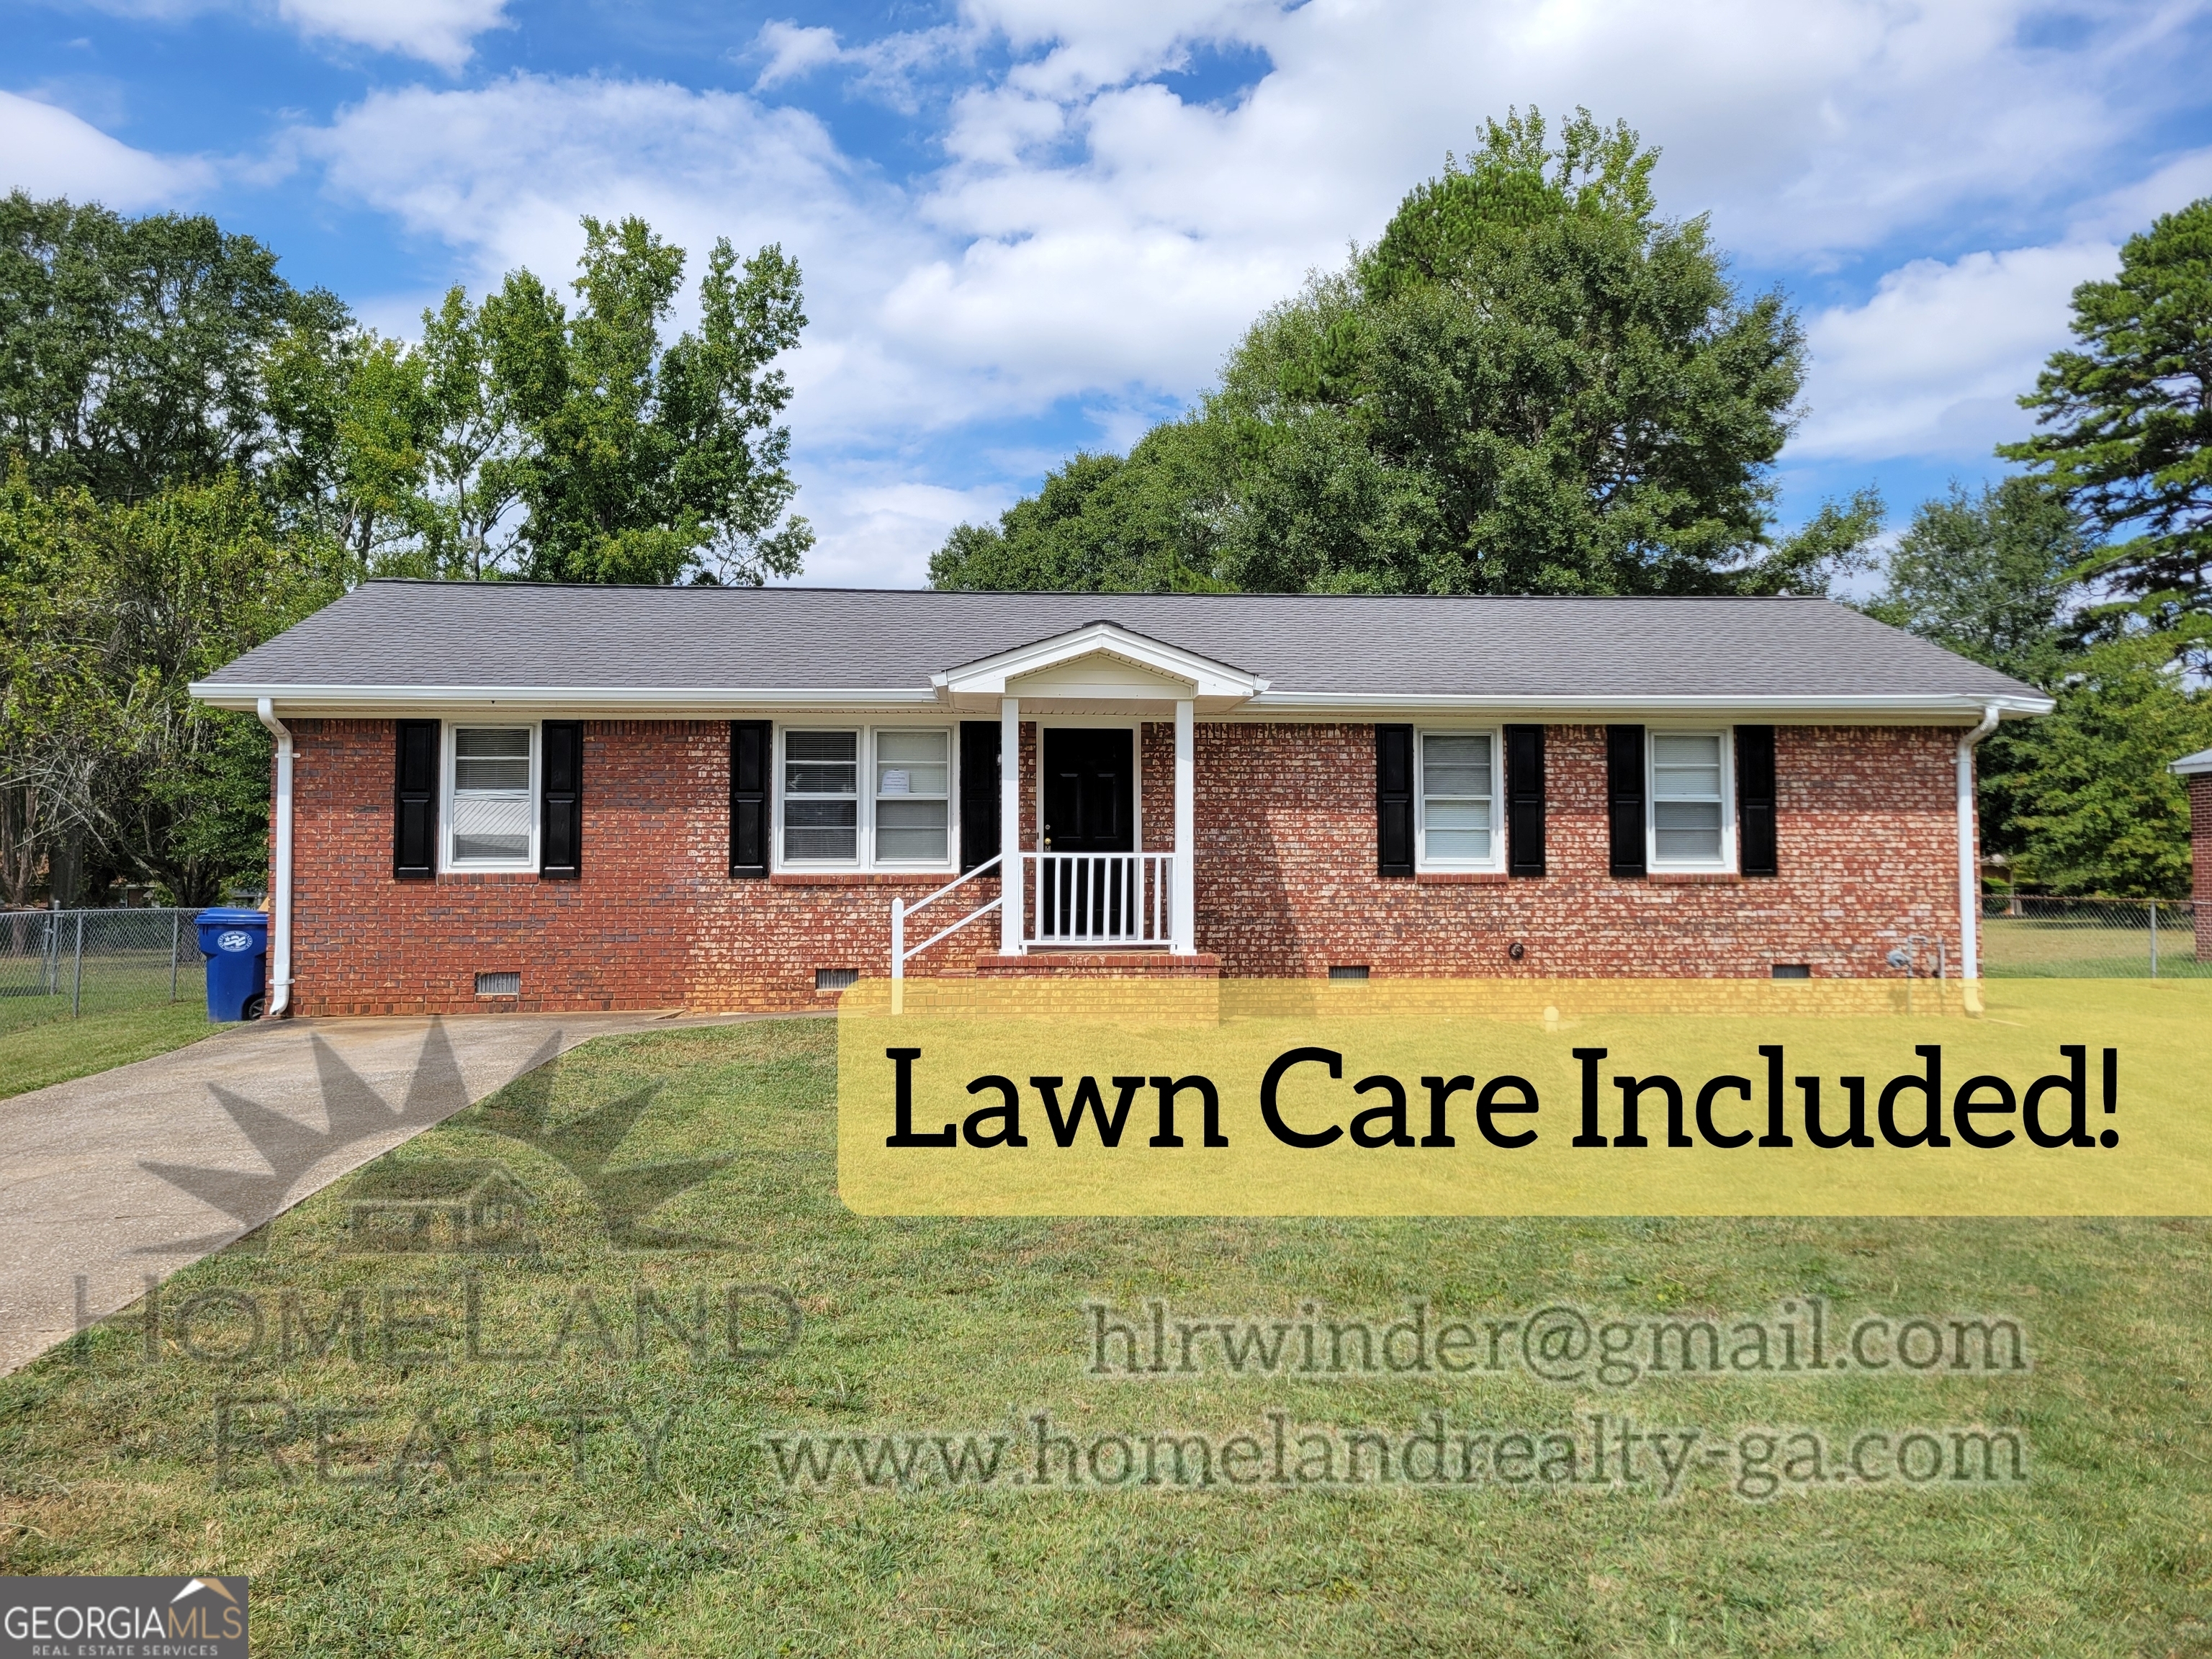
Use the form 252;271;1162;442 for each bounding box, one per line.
0;1011;719;1375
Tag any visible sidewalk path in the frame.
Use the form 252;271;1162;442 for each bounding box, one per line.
0;1011;724;1375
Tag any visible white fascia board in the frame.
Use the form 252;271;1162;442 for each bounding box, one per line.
1237;691;2056;721
192;683;2056;723
2170;747;2212;776
188;682;945;715
931;621;1268;700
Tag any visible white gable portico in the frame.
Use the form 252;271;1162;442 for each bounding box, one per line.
904;624;1269;963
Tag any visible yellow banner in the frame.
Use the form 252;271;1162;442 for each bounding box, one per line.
835;979;2210;1215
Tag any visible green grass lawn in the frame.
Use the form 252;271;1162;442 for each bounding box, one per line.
1981;914;2206;977
0;950;207;1038
1;1018;2206;1655
0;999;225;1100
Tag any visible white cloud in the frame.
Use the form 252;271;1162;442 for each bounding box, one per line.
286;1;2212;580
76;0;508;69
0;89;209;207
2067;144;2212;240
298;75;956;448
752;22;848;89
1796;240;2118;463
794;476;1015;587
745;19;968;113
276;0;509;71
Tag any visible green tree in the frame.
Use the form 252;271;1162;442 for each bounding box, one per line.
1995;623;2212;896
262;297;436;566
0;191;320;503
0;467;343;904
486;216;812;585
2002;197;2212;615
413;286;523;579
927;421;1236;593
1869;475;2092;683
935;110;1851;597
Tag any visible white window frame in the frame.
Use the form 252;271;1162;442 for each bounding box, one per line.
775;724;959;873
1413;725;1505;873
442;721;540;874
1646;727;1736;874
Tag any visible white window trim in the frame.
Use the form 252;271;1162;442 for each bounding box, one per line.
775;723;960;873
442;720;540;874
1033;719;1144;855
1413;724;1505;873
1646;727;1737;874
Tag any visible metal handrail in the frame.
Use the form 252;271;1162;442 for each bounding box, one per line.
890;855;1004;981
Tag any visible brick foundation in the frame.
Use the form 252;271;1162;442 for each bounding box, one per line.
976;951;1223;978
280;717;1972;1015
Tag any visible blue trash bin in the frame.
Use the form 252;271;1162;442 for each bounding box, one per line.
197;907;269;1022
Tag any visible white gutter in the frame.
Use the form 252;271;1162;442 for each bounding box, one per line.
190;681;2056;721
1243;691;2056;718
191;682;948;712
1956;703;2001;983
256;697;293;1019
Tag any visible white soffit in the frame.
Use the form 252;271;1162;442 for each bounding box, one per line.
931;622;1268;713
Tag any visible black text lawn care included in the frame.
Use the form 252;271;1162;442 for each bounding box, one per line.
881;1043;2122;1154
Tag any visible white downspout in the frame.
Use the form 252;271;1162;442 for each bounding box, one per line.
1956;703;2000;985
256;697;293;1018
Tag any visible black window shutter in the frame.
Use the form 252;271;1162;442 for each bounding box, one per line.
393;719;439;880
1376;724;1414;878
1737;724;1777;878
1607;724;1647;878
540;721;583;880
730;721;770;878
1506;724;1546;878
959;720;1001;871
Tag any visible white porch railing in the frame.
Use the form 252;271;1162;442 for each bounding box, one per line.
1025;852;1173;948
889;855;1002;981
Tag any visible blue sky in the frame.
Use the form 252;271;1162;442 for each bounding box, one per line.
7;0;2212;585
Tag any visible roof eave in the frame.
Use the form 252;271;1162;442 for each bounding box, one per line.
191;682;2056;721
1239;691;2054;721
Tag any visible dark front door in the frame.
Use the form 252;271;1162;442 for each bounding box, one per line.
1042;728;1134;853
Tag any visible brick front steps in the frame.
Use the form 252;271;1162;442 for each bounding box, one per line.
974;952;1222;979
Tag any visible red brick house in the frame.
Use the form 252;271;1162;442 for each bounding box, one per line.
2174;746;2212;961
189;583;2049;1016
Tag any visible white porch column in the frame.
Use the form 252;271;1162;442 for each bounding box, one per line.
1172;698;1195;955
999;696;1022;954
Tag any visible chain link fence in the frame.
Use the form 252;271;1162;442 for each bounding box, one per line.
0;909;210;1037
1979;896;2206;979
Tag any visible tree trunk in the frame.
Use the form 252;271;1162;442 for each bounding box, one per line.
47;827;85;909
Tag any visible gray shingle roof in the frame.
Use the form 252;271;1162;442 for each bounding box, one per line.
196;580;2044;708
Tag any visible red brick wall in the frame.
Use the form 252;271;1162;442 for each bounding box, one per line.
1192;723;1961;980
283;717;1969;1015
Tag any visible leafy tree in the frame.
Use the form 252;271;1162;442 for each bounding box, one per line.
2002;197;2212;616
263;296;436;565
927;421;1235;593
486;216;813;585
935;110;1850;597
0;467;343;904
413;286;523;579
1863;475;2095;877
0;191;317;503
1994;622;2212;896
